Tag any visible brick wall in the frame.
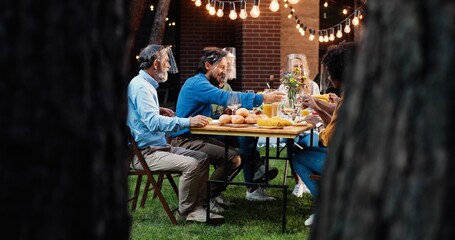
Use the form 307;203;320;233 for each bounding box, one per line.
179;0;318;92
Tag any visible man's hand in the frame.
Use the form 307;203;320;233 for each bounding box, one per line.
189;115;209;128
160;107;174;117
262;91;286;103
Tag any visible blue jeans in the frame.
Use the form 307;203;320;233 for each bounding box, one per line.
214;135;262;183
292;146;327;198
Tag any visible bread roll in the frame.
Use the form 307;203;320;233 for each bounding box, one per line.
235;108;249;117
231;115;245;124
245;116;257;124
219;114;232;124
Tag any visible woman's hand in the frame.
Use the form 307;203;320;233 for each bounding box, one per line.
328;93;341;104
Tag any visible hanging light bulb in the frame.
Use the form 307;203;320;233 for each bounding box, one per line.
195;0;202;7
288;0;299;4
295;20;300;29
336;24;343;38
318;31;324;42
329;28;335;41
323;2;328;7
309;30;315;41
344;19;351;33
323;31;329;42
250;0;260;18
217;2;224;17
352;10;360;26
206;1;211;10
229;2;237;20
288;12;292;19
239;0;248;19
209;3;216;15
342;9;348;15
269;0;279;12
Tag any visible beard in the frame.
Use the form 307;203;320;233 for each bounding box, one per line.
156;68;168;83
208;73;219;87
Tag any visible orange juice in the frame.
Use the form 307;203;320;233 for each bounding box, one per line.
301;109;310;116
263;103;272;118
272;102;279;117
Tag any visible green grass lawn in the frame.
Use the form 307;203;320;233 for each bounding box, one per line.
129;147;314;240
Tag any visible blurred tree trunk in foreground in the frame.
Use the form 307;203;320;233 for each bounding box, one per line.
0;0;131;239
313;0;455;239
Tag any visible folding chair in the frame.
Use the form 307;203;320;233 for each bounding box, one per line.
126;129;181;225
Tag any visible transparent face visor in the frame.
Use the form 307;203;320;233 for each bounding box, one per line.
163;47;178;74
286;53;310;78
222;48;236;81
205;54;228;85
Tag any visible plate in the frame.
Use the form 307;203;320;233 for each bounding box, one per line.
220;123;250;128
254;124;284;129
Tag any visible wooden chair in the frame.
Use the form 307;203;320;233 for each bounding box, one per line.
127;129;181;225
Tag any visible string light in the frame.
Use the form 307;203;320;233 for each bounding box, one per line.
195;0;202;7
239;0;248;19
250;0;260;18
288;0;299;4
336;24;343;38
342;8;348;15
229;2;238;20
309;29;315;41
216;2;224;17
150;5;154;11
323;2;328;8
329;28;335;41
269;0;279;12
352;10;360;26
344;19;351;33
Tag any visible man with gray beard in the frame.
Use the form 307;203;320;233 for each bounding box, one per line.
127;44;224;223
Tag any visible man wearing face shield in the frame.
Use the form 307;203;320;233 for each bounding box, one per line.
170;47;286;213
127;44;224;223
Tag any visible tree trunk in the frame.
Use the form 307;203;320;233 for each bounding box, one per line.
149;0;171;44
1;0;131;239
313;0;455;239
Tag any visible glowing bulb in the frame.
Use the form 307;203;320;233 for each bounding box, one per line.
239;9;248;19
250;5;260;18
319;35;323;42
324;35;329;42
309;34;315;41
323;2;328;7
352;17;359;26
288;14;292;19
269;0;279;12
344;19;351;33
206;3;211;10
150;5;154;11
195;0;202;7
342;9;348;15
229;10;237;20
296;23;300;29
299;28;305;36
209;7;216;15
288;0;299;4
336;30;343;38
329;33;335;41
217;8;224;17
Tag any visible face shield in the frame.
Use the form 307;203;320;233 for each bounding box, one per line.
286;53;310;78
205;54;227;86
138;45;178;74
222;47;236;82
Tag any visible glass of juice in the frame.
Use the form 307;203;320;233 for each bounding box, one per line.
263;103;272;118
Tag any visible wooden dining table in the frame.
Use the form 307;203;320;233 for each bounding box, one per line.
190;122;313;232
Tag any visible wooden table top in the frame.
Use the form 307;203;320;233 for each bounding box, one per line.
190;123;313;139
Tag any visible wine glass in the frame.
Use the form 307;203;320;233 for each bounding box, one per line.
227;92;241;115
281;98;294;120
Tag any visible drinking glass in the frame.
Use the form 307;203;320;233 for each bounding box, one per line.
227;92;241;115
